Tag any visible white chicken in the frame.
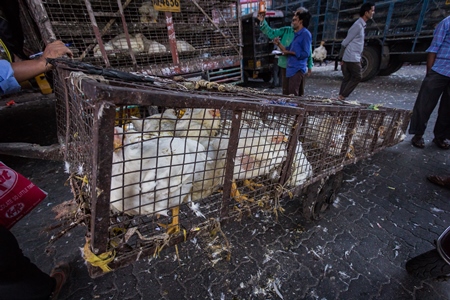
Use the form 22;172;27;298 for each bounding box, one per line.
130;109;178;138
93;41;115;57
288;142;313;187
190;135;228;201
312;41;327;66
175;108;221;138
176;40;196;52
94;33;146;57
144;40;167;54
110;127;207;234
110;33;145;53
230;128;288;201
139;2;159;23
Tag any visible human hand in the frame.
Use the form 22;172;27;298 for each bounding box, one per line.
273;37;281;46
257;13;265;22
39;40;73;70
307;68;312;76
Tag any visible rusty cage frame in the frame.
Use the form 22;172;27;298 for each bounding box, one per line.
52;59;411;277
23;0;243;83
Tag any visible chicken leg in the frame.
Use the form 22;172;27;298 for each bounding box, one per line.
158;206;180;235
243;179;263;191
230;180;251;202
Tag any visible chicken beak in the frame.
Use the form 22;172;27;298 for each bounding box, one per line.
177;109;186;118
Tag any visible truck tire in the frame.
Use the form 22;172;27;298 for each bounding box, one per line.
361;46;380;82
405;249;450;279
378;56;403;76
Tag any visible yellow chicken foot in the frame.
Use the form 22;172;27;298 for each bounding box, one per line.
243;179;263;191
231;180;249;202
346;145;355;159
157;206;180;235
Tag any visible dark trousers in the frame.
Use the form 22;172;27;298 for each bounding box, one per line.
288;71;306;96
0;225;55;300
339;61;362;98
272;59;280;87
281;68;306;96
408;70;450;140
281;67;289;95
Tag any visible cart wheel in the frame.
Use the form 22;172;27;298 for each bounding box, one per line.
302;171;343;220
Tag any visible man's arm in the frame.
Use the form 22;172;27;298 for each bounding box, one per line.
257;14;288;40
426;52;437;74
11;41;72;82
341;21;360;48
307;45;313;71
425;17;448;74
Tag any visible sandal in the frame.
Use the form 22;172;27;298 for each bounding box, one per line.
427;175;450;189
411;135;425;149
50;263;70;300
432;138;450;150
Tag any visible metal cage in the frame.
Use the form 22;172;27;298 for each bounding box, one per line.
22;0;242;82
52;59;410;277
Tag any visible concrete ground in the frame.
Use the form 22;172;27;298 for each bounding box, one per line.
1;63;449;299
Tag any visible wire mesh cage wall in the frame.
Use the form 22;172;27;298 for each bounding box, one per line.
22;0;242;82
52;59;410;277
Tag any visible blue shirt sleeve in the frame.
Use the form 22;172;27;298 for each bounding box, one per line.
426;16;449;54
0;60;21;96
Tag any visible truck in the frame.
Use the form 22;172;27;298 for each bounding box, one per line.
272;0;450;81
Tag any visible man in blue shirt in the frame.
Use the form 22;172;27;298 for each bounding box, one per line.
273;10;312;96
337;2;375;100
409;16;450;149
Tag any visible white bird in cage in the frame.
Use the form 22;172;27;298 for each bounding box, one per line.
145;40;167;54
130;109;178;138
176;40;196;52
288;142;313;187
139;2;159;23
230;128;288;201
110;127;207;234
175;108;221;138
93;41;115;57
110;33;145;53
189;135;229;201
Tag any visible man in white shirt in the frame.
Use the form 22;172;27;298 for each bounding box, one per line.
337;2;375;100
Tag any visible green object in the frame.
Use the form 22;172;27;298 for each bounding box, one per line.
367;104;382;110
260;19;313;70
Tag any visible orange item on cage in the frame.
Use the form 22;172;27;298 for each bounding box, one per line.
258;1;266;15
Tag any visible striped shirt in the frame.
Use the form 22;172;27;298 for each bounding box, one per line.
427;16;450;77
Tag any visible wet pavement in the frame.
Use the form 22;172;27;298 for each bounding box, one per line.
1;64;450;299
